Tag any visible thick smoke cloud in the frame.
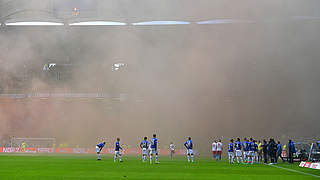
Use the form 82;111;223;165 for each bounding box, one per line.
0;0;320;154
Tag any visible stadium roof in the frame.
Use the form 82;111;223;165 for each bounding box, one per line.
69;21;126;26
1;0;320;27
5;21;64;26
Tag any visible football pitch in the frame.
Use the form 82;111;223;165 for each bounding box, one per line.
0;154;319;180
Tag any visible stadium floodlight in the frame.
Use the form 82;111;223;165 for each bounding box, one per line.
69;21;126;26
197;19;255;25
5;21;64;26
112;62;127;71
132;21;190;26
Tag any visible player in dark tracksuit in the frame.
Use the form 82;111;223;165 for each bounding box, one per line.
268;139;276;163
288;140;296;163
270;139;277;163
262;139;268;164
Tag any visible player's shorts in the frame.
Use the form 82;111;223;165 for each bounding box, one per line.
228;152;234;157
187;149;193;154
236;150;242;157
244;151;249;156
253;151;258;157
249;151;254;156
96;146;100;153
171;150;175;154
216;151;222;155
150;148;158;154
114;151;121;156
142;148;147;155
212;150;217;155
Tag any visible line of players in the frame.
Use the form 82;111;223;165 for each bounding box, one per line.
228;138;259;164
95;134;195;163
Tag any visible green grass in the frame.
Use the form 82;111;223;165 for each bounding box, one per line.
0;154;319;180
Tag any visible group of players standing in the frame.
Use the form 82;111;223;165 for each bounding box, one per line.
95;134;195;164
227;138;259;164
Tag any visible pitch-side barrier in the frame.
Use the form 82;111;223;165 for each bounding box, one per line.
0;147;188;155
299;161;320;170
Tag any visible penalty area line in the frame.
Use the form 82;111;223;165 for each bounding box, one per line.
268;164;320;178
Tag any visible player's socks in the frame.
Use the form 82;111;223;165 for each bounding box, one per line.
114;155;117;162
191;155;194;162
156;155;158;162
97;154;101;160
150;155;152;164
237;157;239;163
119;155;122;162
240;157;243;163
187;155;190;162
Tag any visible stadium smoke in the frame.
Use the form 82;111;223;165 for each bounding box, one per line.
0;0;320;154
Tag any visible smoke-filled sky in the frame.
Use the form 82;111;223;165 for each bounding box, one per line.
0;0;320;153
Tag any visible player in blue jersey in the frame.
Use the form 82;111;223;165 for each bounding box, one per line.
150;134;159;164
252;140;259;164
248;138;254;164
228;139;234;164
140;137;149;162
96;141;106;160
235;138;243;164
243;138;249;163
184;137;194;163
114;138;123;162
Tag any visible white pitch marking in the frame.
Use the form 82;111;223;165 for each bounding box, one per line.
268;164;320;178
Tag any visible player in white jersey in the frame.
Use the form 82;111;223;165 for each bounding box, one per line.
212;140;217;160
169;142;175;160
148;142;151;156
216;140;223;160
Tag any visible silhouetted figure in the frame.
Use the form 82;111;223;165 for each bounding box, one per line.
262;139;268;164
288;140;296;163
269;139;276;163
